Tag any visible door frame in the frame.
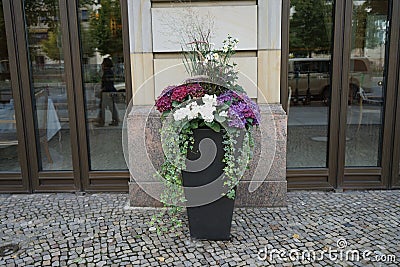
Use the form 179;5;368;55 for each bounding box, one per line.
390;0;400;189
1;0;132;192
0;0;30;192
283;0;400;190
66;0;132;192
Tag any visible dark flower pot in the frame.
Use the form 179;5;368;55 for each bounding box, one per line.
182;128;235;240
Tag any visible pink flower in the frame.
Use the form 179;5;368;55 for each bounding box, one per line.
188;84;205;98
155;95;172;112
171;86;190;102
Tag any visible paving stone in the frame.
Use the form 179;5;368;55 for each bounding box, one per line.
0;192;399;266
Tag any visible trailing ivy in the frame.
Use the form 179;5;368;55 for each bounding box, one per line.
149;117;254;234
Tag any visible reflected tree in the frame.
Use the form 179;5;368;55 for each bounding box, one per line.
289;0;333;58
24;0;60;31
87;0;123;58
352;0;388;56
41;29;63;61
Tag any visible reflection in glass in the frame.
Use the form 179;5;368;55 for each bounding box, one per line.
287;0;334;168
24;0;72;170
79;0;127;170
345;0;388;167
0;2;21;172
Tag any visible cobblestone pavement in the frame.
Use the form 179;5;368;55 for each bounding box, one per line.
0;191;399;266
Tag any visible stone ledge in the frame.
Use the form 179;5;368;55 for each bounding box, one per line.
129;180;287;207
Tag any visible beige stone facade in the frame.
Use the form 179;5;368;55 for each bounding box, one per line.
127;0;282;104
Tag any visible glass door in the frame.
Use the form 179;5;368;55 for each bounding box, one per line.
287;0;334;169
286;0;396;190
344;0;388;167
0;1;21;173
24;0;73;171
78;0;128;171
339;0;390;188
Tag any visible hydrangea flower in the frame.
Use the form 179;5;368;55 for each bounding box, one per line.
171;86;190;102
188;84;205;98
156;95;173;112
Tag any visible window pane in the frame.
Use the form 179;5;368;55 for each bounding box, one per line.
24;0;73;170
287;0;334;168
0;1;21;172
79;0;127;170
344;0;388;167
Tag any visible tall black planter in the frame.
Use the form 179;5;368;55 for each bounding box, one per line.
182;128;235;240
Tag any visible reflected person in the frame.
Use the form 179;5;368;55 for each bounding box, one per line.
96;58;119;126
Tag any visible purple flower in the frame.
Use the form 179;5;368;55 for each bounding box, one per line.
236;93;261;125
217;90;239;105
228;102;247;129
225;93;261;128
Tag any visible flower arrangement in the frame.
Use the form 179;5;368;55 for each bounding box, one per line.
150;33;260;233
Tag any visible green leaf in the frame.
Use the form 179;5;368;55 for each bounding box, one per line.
205;121;221;133
161;111;171;120
190;120;199;129
214;113;226;123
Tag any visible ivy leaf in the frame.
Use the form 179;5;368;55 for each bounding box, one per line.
214;113;226;123
190;120;199;129
205;121;221;133
161;111;171;120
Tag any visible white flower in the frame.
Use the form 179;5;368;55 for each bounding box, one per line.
222;45;229;53
187;102;200;120
213;53;220;61
219;110;228;117
199;105;216;122
205;53;213;61
173;107;189;121
202;94;217;107
173;96;218;123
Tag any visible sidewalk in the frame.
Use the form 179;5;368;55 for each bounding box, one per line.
0;191;399;266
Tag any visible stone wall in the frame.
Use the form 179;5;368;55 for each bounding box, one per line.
128;104;287;207
127;0;282;104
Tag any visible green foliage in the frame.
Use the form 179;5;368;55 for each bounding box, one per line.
88;0;123;57
352;1;388;53
150;116;254;234
41;29;63;61
80;27;96;60
182;34;239;88
289;0;333;57
24;0;59;31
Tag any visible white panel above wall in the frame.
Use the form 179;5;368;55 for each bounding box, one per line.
151;6;258;52
153;57;258;99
